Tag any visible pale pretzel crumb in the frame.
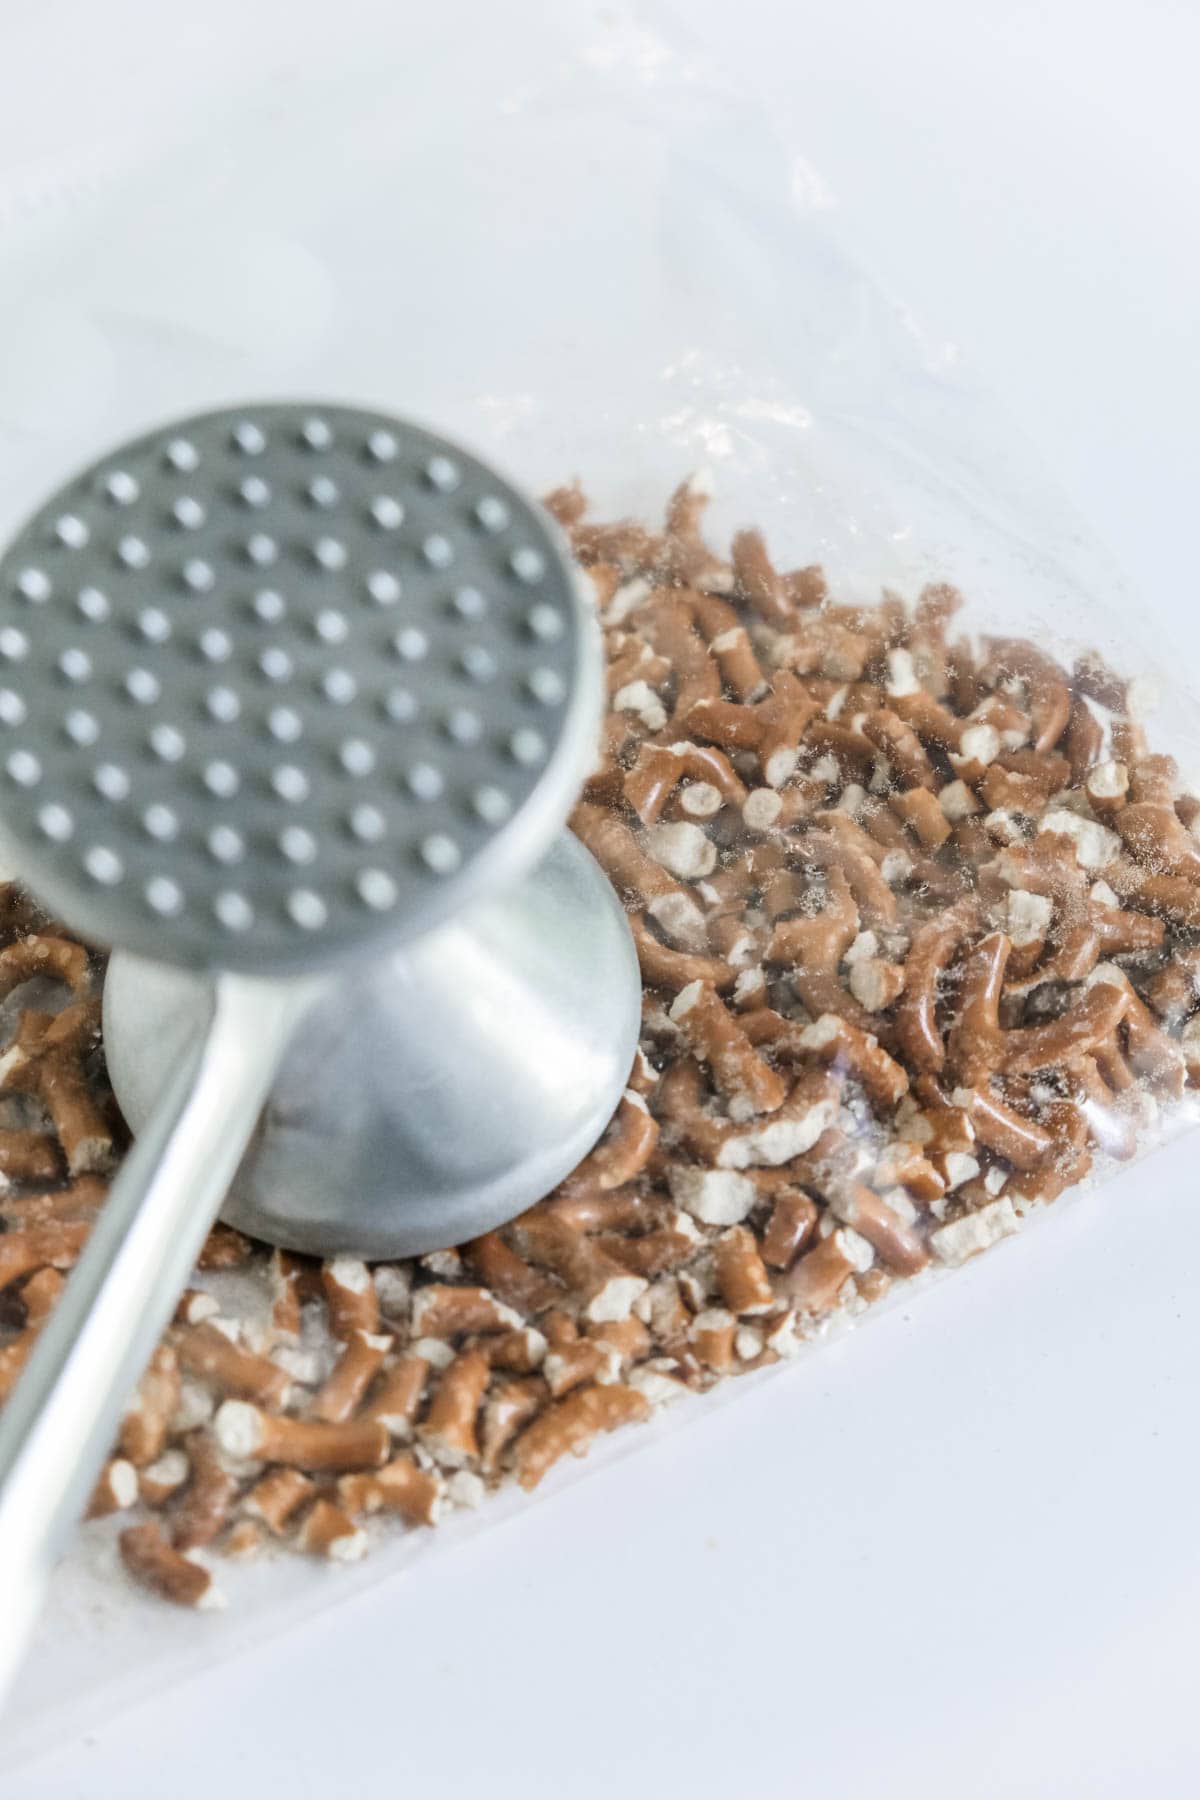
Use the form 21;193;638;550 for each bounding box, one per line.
930;1199;1020;1265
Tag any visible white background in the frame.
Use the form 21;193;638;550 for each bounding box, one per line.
8;1;1200;1794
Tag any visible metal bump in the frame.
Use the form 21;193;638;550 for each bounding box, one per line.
215;890;253;930
369;496;404;530
271;765;309;803
37;802;73;841
199;628;233;662
245;534;278;568
510;728;546;765
473;784;511;825
287;889;327;929
6;749;41;787
83;844;123;885
77;587;110;622
165;439;199;472
366;429;398;462
366;570;400;606
117;535;150;570
239;476;271;509
527;603;563;641
313;537;347;572
204;761;239;799
146;874;184;916
149;724;186;763
279;825;317;864
64;709;99;747
474;495;509;532
55;515;89;550
338;739;374;777
393;628;427;662
17;569;51;603
252;590;286;624
452;586;487;620
349;803;385;842
138;608;171;644
143;804;178;842
407;762;444;801
183;558;215;593
206;686;241;723
268;706;303;743
307;476;339;508
207;825;244;865
94;764;130;802
420;833;460;874
124;669;160;706
104;471;140;505
356;868;397;909
232;422;266;455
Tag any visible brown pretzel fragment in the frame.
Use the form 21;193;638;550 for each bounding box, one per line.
318;1257;380;1340
981;639;1072;753
120;1522;221;1609
798;1014;908;1110
243;1467;316;1535
119;1344;180;1467
945;932;1011;1085
479;1378;546;1476
177;1321;292;1408
466;1230;561;1315
688;1308;738;1370
731;529;792;625
827;1184;928;1276
572;802;706;949
511;1212;647;1323
312;1329;393;1424
783;1230;868;1314
669;979;787;1119
338;1454;445;1526
1000;976;1129;1073
691;593;768;701
214;1402;389;1471
713;1226;775;1314
417;1347;491;1466
409;1286;522;1340
950;1085;1055;1172
297;1499;367;1562
87;1457;139;1519
890;786;951;848
512;1382;650;1490
172;1431;241;1551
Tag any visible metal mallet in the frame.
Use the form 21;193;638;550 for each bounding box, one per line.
0;402;639;1691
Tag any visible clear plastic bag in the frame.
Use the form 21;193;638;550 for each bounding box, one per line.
3;0;1197;1756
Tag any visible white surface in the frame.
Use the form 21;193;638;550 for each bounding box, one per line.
8;0;1200;1793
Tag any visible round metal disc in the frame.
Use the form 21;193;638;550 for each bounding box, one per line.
0;403;596;973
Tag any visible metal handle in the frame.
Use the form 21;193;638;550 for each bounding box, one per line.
0;970;318;1702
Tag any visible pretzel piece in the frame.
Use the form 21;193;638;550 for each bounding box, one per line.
120;1522;222;1610
512;1383;650;1491
214;1403;389;1471
670;980;788;1120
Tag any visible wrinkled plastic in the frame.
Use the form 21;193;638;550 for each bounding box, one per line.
3;0;1197;1756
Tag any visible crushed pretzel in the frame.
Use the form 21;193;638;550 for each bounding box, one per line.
0;478;1194;1609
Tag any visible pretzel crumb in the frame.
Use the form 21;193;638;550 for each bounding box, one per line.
3;476;1192;1611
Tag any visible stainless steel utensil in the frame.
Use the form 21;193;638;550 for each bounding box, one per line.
0;402;638;1694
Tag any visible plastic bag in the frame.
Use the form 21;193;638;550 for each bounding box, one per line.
3;0;1198;1754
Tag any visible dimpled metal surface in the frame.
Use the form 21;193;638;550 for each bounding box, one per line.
0;403;594;972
